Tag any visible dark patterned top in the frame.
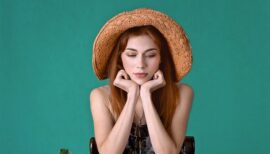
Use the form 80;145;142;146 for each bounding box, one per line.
123;123;155;154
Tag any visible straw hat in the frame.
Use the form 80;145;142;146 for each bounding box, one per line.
92;8;192;81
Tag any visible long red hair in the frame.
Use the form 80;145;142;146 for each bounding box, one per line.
106;25;180;134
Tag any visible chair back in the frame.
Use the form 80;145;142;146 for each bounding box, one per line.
89;136;195;154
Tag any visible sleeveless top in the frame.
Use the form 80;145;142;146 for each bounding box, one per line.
123;123;155;154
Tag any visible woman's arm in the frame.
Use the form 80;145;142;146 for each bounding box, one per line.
170;84;194;153
141;83;194;154
90;87;138;154
141;90;176;154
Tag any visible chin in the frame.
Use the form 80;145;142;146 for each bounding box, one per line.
131;78;147;85
133;79;148;86
134;80;145;85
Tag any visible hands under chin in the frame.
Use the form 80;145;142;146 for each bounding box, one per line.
140;70;166;97
113;69;166;100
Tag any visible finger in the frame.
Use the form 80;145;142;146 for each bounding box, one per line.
157;70;164;79
157;70;162;75
154;73;159;79
115;71;122;79
120;69;127;76
116;70;125;80
122;71;129;80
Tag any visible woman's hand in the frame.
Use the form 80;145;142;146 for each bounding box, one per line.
113;69;139;95
140;70;166;95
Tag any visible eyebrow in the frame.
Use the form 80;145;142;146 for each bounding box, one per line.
125;48;159;53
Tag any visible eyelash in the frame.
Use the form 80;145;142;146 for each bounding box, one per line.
127;55;156;57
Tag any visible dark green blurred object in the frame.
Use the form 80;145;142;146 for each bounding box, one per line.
60;148;69;154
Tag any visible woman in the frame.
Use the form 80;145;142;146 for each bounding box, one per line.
90;8;194;154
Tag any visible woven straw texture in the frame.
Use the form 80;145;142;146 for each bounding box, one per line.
92;8;192;81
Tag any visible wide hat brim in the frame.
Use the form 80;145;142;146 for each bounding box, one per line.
92;8;192;81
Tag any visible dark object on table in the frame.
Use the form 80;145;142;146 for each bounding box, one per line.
59;148;69;154
89;136;195;154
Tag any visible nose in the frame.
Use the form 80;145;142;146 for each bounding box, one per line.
136;55;146;69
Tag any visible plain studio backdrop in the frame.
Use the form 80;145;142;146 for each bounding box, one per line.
0;0;269;153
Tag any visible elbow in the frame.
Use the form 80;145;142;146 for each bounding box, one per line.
98;143;125;154
96;142;106;154
170;145;179;154
155;144;178;154
97;146;111;154
157;149;177;154
168;142;180;154
96;142;110;154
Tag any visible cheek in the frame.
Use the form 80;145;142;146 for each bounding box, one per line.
149;58;160;71
121;57;134;74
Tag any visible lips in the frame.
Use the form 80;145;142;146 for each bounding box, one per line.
134;73;148;78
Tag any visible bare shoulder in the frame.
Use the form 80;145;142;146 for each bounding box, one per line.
89;85;111;109
90;85;110;95
90;85;110;99
177;83;194;97
90;85;115;124
176;83;194;107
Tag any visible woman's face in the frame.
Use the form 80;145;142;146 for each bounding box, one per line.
121;35;161;85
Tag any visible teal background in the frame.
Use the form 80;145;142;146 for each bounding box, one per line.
1;0;269;153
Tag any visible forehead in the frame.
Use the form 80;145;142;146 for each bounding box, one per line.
125;35;158;51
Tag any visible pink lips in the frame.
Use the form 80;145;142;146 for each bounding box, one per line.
134;73;148;78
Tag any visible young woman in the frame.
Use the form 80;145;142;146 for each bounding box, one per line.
90;8;194;154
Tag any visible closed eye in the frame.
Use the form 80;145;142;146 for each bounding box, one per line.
146;54;156;57
127;54;136;57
